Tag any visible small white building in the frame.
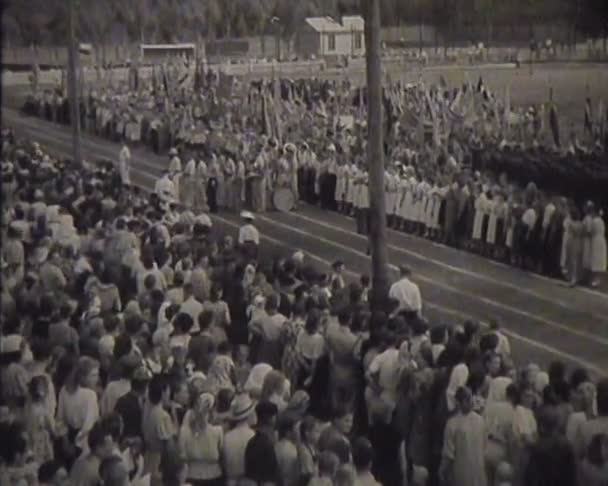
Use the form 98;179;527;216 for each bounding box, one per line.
296;16;365;60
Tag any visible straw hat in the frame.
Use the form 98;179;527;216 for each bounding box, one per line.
228;393;256;422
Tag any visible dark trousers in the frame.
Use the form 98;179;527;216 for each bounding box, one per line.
207;178;218;213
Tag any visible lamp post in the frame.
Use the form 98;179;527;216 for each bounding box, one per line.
362;0;390;308
67;0;82;168
270;16;280;61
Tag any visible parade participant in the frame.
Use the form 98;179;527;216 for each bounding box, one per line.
207;153;221;213
319;144;337;211
224;154;237;211
180;158;197;210
472;184;490;254
335;158;348;214
251;146;268;213
487;187;508;260
300;142;318;205
345;157;359;217
118;141;131;186
168;148;182;176
194;156;209;213
284;143;300;208
385;165;400;228
582;202;607;287
234;157;246;214
238;211;259;261
354;160;370;237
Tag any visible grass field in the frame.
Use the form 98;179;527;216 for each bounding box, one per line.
3;62;608;134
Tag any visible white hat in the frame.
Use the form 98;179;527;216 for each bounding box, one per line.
284;143;296;153
240;211;255;221
196;214;212;228
327;144;336;152
169;148;178;156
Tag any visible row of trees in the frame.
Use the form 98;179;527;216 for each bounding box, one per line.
2;0;607;48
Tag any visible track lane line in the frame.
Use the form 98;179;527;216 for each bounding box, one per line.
297;205;608;309
254;213;608;347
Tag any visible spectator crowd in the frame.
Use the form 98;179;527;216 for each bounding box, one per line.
2;124;608;486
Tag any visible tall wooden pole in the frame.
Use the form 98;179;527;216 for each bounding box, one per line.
362;0;390;308
67;0;82;168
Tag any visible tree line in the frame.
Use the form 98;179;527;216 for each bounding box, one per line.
2;0;607;48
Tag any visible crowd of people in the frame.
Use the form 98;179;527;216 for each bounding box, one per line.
22;69;608;286
2;124;608;486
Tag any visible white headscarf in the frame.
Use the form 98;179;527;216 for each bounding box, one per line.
446;363;469;412
244;363;273;399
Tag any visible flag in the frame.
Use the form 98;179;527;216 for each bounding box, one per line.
261;92;271;136
584;98;593;135
549;104;560;147
597;99;605;141
504;85;511;131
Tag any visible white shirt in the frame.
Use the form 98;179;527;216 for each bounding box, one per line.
223;423;255;482
155;176;177;201
389;277;422;313
238;224;259;245
179;296;204;328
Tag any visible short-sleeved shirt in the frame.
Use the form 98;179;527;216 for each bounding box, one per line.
245;430;278;484
142;403;175;453
223;424;256;481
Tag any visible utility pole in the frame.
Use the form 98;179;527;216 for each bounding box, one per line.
362;0;390;308
67;0;82;168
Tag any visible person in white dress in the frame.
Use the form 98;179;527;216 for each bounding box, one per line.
582;202;607;287
168;147;182;176
472;185;489;253
118;143;131;186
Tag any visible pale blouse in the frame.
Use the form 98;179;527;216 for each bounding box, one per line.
178;413;224;480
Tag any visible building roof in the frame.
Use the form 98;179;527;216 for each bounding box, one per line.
305;16;364;33
341;16;364;31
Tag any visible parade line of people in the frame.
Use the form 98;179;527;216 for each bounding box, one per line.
23;70;608;287
2;124;608;486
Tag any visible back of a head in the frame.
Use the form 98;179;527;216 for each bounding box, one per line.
255;400;278;426
318;450;340;478
352;437;373;471
99;455;129;486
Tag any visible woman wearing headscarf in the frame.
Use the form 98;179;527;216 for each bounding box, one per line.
55;356;101;467
582;202;607;287
244;363;273;401
482;380;515;484
261;369;291;413
178;392;225;486
566;381;597;458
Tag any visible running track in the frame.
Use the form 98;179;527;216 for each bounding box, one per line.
4;107;608;377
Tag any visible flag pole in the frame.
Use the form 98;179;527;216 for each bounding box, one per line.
67;0;82;168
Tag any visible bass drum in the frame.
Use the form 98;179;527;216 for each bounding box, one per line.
273;187;295;212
